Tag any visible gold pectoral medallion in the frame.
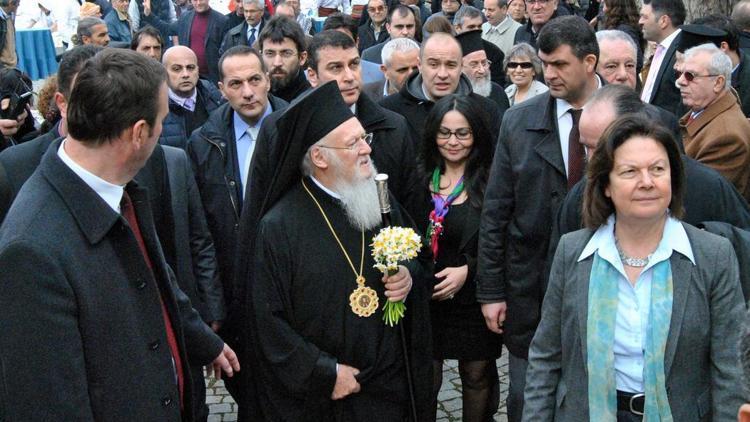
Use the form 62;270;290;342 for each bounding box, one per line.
349;275;379;317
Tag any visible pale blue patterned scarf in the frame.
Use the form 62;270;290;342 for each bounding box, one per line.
586;254;673;421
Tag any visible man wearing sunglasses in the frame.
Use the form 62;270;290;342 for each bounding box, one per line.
677;43;750;201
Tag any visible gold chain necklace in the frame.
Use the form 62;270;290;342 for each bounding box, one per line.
301;179;379;317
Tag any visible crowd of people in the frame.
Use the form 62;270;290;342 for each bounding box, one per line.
3;0;750;421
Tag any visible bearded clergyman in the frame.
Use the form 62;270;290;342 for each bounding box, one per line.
247;82;433;421
455;30;509;110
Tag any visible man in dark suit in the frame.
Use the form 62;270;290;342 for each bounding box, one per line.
553;84;750;249
186;46;287;415
476;16;602;422
160;46;225;148
363;36;419;102
513;0;568;48
0;48;238;421
174;0;228;84
638;0;685;116
361;4;418;64
220;0;265;54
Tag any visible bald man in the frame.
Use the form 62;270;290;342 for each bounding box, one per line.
380;32;507;144
160;46;225;148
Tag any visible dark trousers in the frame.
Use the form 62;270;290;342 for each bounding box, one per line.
507;352;528;422
617;410;643;422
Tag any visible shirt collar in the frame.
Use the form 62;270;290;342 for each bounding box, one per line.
310;175;342;199
487;16;509;31
57;139;124;214
232;101;272;142
578;214;695;271
659;28;682;50
168;88;197;109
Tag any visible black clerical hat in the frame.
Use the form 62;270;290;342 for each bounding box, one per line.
676;24;727;53
257;81;355;217
456;30;484;57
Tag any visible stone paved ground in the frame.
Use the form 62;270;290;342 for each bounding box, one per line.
206;347;509;422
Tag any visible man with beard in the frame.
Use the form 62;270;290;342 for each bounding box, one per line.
305;30;416;203
456;29;507;108
160;46;224;148
258;15;311;102
454;6;506;86
249;81;432;421
363;37;420;102
381;32;507;147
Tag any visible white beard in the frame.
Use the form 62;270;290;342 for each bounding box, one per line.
471;75;492;97
332;161;382;231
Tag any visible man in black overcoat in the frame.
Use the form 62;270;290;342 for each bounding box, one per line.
0;49;238;421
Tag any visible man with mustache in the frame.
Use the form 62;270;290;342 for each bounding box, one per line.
257;15;311;103
186;45;288;411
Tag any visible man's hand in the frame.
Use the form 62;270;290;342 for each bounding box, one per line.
143;0;151;16
432;265;468;301
0;108;26;138
206;344;240;380
382;265;411;302
331;364;360;400
481;301;507;334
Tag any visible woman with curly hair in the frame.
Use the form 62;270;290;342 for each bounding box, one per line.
37;75;61;135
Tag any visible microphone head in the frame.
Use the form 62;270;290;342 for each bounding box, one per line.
374;173;390;214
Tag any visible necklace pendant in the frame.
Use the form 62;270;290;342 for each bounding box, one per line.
350;284;379;317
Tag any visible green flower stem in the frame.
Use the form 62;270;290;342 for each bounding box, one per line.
382;268;406;327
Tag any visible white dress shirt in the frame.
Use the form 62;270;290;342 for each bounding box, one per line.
556;75;601;176
57;139;124;213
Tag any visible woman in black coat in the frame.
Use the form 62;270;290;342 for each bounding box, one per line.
410;94;502;421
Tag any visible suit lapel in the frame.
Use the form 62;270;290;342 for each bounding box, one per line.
532;95;567;177
650;37;679;103
664;252;692;376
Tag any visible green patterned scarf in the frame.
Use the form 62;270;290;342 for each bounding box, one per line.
586;254;673;421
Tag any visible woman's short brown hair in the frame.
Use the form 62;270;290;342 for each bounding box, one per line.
582;114;685;228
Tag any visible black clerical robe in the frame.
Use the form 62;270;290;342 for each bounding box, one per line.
252;179;433;421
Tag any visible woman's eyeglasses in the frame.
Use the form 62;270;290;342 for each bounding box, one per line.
437;127;472;140
507;61;534;70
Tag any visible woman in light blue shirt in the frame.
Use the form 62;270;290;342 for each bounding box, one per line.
522;115;745;422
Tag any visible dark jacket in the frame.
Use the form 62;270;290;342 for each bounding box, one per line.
220;21;264;55
175;9;228;84
163;145;225;323
136;0;176;41
104;9;132;44
363;78;386;102
512;8;569;48
475;91;571;358
271;68;311;103
483;39;506;86
186;96;288;321
733;50;750;117
358;21;389;53
740;31;750;56
362;40;387;64
160;79;225;148
643;31;686;117
380;71;508;146
0;142;223;420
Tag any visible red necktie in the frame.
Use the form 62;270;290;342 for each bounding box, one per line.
121;192;185;410
567;109;584;189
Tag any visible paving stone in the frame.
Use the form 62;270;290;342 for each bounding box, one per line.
209;403;233;414
207;415;222;422
224;413;238;421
